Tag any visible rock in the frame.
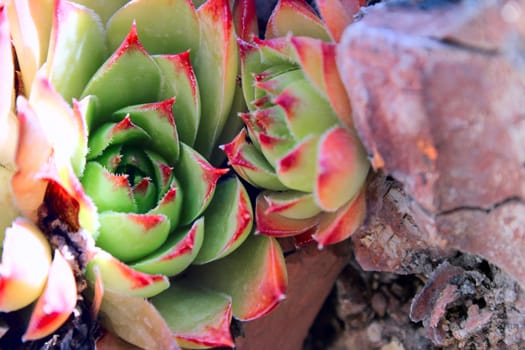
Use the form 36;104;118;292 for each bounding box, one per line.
337;0;525;288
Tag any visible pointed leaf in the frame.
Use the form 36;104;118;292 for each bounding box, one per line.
81;23;162;128
221;129;287;191
0;5;14;166
314;185;366;247
255;192;319;237
155;53;201;146
276;135;319;192
81;161;136;213
87;116;150;160
265;0;330;41
263;190;322;219
194;0;238;157
112;98;179;164
132;178;157;213
70;0;129;25
151;280;234;349
175;143;228;224
148;180;183;231
0;219;51;312
233;0;258;41
23;250;77;341
290;37;353;127
273;79;340;141
86;251;169;298
11;98;51;222
194;177;253;264
314;127;369;211
46;0;106;103
96;212;170;262
5;0;54;94
98;288;180;350
106;0;199;55
131;218;204;276
316;0;359;42
189;234;287;320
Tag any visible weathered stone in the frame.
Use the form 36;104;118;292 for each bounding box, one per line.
338;0;525;288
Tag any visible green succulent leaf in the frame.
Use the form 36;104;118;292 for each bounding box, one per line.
106;0;200;56
86;251;169;298
262;190;322;220
47;0;106;103
151;280;234;349
80;24;161;128
96;212;170;262
81;161;136;213
193;0;238;157
111;99;180;164
174;143;228;225
131;218;204;276
188;234;287;321
193;177;252;264
155;53;201;147
276;135;319;192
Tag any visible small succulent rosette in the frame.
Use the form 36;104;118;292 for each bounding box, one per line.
223;0;370;247
4;0;287;348
0;3;77;342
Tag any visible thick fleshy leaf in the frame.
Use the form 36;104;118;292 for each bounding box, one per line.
233;0;258;41
131;218;204;276
86;251;169;298
265;0;330;41
0;219;51;312
221;129;287;191
106;0;200;55
276;135;318;192
255;192;319;237
80;23;162;128
145;151;174;199
155;53;200;146
263;190;322;219
29;74;86;174
12;97;53;221
188;234;287;321
194;177;252;264
151;281;234;349
0;4;15;167
98;288;180;350
175;143;228;224
313;185;366;247
87;116;150;159
290;37;353;127
112;98;179;164
23;250;77;341
70;0;130;25
273;79;340;141
96;212;170;262
5;0;54;94
46;0;106;103
193;0;238;157
314;127;370;211
0;167;18;236
316;0;359;42
81;161;136;213
209;80;247;167
239;39;263;112
147;180;183;231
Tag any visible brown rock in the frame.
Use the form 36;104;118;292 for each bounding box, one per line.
338;0;525;287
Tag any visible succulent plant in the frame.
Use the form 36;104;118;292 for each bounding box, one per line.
223;0;370;247
0;3;78;341
2;0;287;348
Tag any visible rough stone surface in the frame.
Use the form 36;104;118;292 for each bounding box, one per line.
328;0;525;348
338;0;525;288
